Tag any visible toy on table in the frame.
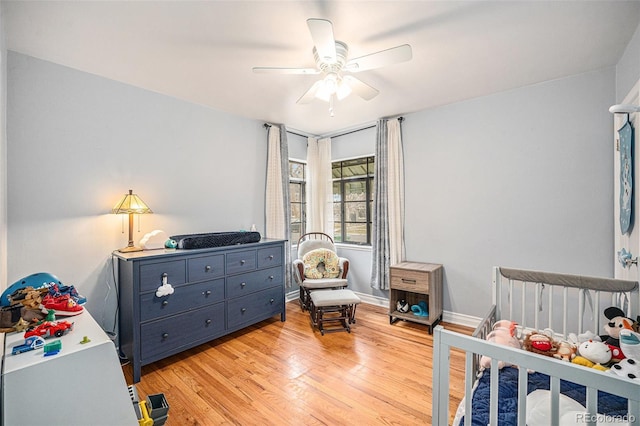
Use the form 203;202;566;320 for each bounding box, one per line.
11;336;45;355
24;320;73;339
43;340;62;356
410;300;428;317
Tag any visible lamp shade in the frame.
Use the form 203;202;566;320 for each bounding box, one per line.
112;190;153;215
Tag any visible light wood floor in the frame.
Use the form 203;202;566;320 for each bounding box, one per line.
122;301;473;425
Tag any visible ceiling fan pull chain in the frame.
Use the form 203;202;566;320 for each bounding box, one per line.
329;94;335;117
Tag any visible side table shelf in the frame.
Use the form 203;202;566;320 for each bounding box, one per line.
388;262;443;333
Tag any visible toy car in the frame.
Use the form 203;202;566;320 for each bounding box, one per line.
11;336;46;355
24;320;73;339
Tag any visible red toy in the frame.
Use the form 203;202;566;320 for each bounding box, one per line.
24;320;73;339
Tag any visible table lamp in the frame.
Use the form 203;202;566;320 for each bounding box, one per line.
112;189;153;252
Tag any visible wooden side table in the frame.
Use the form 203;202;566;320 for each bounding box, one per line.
388;261;443;333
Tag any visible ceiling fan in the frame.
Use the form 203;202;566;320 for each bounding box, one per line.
253;19;412;116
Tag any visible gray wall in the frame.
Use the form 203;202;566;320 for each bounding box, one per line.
616;20;640;102
323;69;616;319
403;68;615;318
7;52;268;333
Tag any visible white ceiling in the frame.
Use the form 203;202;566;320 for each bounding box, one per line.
4;1;640;135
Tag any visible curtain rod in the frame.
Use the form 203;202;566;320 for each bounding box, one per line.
263;123;307;138
328;116;404;139
264;116;404;139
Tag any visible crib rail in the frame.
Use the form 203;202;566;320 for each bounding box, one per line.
433;325;640;426
432;266;640;426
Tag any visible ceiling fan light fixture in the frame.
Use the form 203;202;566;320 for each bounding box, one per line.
336;79;352;100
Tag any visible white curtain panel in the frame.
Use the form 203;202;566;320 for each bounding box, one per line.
387;119;406;266
265;124;292;287
266;126;285;238
306;137;334;237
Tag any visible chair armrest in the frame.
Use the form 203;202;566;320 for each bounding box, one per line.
338;258;349;279
292;259;305;285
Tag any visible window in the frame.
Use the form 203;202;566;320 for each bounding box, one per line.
332;156;374;245
289;160;306;244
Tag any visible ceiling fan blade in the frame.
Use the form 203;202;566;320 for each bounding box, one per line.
307;19;336;62
346;44;412;72
343;75;379;101
297;80;324;104
252;67;320;75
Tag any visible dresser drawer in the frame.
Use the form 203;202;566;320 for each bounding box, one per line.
257;246;282;268
227;286;283;329
139;278;225;322
139;260;186;292
140;303;225;362
188;254;225;282
226;250;257;275
226;266;282;299
390;269;429;293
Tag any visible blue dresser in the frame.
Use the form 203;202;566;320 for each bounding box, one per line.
115;239;286;383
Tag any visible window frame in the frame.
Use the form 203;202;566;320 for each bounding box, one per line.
332;156;375;246
288;160;306;245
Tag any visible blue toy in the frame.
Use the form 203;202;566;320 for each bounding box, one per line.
411;300;429;317
0;272;63;307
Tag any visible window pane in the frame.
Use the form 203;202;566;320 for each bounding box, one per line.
291;223;302;243
290;162;305;180
333;203;341;222
345;201;367;222
334;223;342;242
333;181;342;202
291;203;301;221
368;158;375;175
332;162;341;179
345;223;368;244
290;183;302;202
369;177;374;200
342;159;368;178
345;181;367;201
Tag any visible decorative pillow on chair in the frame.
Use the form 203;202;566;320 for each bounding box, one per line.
302;248;340;279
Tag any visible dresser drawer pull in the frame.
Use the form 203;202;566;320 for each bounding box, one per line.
240;259;246;265
269;275;274;280
401;278;417;284
240;282;246;288
162;333;169;339
162;300;169;307
205;319;212;325
270;298;274;304
241;308;247;313
204;290;212;296
268;255;274;260
205;265;211;272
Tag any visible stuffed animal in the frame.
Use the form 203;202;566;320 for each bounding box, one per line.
480;320;521;369
600;306;634;348
553;340;577;361
619;329;640;361
609;357;640;381
572;340;611;371
523;331;558;357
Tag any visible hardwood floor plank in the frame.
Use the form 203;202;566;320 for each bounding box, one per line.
123;301;473;425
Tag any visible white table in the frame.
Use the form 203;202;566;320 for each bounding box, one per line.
2;310;138;425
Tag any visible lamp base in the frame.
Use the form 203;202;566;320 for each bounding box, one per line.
118;245;143;253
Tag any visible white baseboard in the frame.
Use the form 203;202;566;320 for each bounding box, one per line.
286;289;481;329
442;311;481;328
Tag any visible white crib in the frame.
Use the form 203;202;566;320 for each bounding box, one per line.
432;266;640;426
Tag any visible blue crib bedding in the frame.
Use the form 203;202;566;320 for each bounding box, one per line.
459;367;628;426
